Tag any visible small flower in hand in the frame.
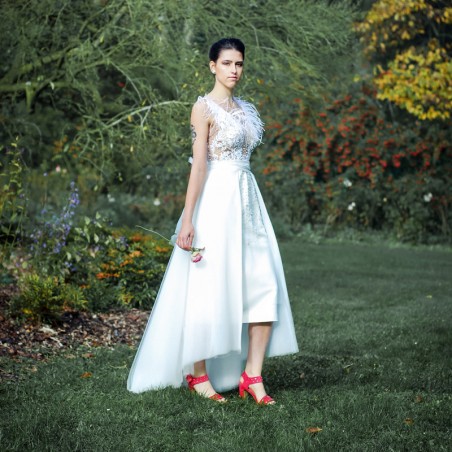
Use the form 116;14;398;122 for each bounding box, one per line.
190;247;205;263
137;226;205;264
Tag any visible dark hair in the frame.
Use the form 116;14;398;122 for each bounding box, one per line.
209;38;245;62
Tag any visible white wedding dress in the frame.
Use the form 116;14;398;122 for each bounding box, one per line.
127;95;299;393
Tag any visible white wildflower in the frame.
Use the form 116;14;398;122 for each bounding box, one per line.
347;202;356;211
343;178;352;188
423;193;432;203
153;198;161;206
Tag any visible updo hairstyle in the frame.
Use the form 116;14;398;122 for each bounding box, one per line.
209;38;245;62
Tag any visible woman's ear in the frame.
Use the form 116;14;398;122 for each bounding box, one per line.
209;61;216;75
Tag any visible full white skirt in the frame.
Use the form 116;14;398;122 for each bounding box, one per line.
127;160;299;393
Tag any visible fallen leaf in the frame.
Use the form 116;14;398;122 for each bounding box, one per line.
306;427;322;434
300;372;305;380
415;395;423;403
404;418;414;425
80;372;92;378
39;326;57;335
82;353;95;358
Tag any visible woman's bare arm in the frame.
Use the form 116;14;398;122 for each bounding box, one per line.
176;101;209;251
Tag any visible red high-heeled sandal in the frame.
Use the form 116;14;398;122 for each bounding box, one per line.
186;374;226;403
239;371;275;405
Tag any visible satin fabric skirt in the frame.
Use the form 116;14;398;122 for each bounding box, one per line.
127;160;298;393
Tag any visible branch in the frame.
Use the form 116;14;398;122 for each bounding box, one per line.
0;47;75;85
0;81;72;93
0;3;128;85
105;101;191;128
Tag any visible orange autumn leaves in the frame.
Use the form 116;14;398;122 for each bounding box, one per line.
355;0;451;121
95;239;169;281
96;245;144;281
87;230;172;309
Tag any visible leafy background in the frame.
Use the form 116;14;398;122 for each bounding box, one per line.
0;0;451;319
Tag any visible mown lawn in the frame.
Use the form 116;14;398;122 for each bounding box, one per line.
1;239;451;451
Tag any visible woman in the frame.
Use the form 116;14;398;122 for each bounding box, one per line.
127;38;298;405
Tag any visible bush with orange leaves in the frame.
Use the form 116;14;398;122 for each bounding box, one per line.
258;84;451;243
79;229;172;311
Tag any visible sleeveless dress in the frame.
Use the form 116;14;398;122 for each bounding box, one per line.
127;95;299;393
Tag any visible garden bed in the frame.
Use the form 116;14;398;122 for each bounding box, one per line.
0;284;148;383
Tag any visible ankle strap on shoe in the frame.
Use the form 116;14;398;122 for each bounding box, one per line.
242;371;263;385
186;374;209;387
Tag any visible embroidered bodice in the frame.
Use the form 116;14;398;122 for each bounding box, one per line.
197;95;264;162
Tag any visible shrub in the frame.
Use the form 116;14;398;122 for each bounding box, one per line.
88;231;171;310
10;274;87;323
0;141;29;249
19;181;172;313
81;276;122;312
258;84;452;242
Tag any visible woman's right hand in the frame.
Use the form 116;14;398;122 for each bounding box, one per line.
176;221;195;251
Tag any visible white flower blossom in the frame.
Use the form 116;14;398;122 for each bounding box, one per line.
107;194;115;203
146;174;151;180
153;198;161;206
343;178;352;188
347;202;356;211
423;193;433;203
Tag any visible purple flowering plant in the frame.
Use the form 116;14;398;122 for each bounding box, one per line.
26;181;118;279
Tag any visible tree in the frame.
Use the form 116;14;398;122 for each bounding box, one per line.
0;0;358;189
355;0;452;121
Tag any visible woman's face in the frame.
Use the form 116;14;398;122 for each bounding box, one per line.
210;49;244;89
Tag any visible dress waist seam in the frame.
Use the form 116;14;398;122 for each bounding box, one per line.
207;160;251;172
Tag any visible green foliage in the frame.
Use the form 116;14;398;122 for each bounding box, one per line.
81;276;122;312
0;0;362;292
0;0;358;191
257;84;452;243
10;273;87;323
0;140;29;248
87;230;171;310
1;168;172;317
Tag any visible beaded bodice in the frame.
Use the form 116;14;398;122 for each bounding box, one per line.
197;95;264;162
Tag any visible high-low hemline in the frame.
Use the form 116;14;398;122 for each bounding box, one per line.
127;161;298;394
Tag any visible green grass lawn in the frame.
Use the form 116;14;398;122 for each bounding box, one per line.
1;240;451;451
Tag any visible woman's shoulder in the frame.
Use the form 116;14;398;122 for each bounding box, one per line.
190;95;209;119
192;95;220;122
192;95;212;111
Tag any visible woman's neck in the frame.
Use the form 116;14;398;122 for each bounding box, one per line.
208;85;234;102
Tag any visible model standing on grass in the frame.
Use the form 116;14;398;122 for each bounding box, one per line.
127;38;298;404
